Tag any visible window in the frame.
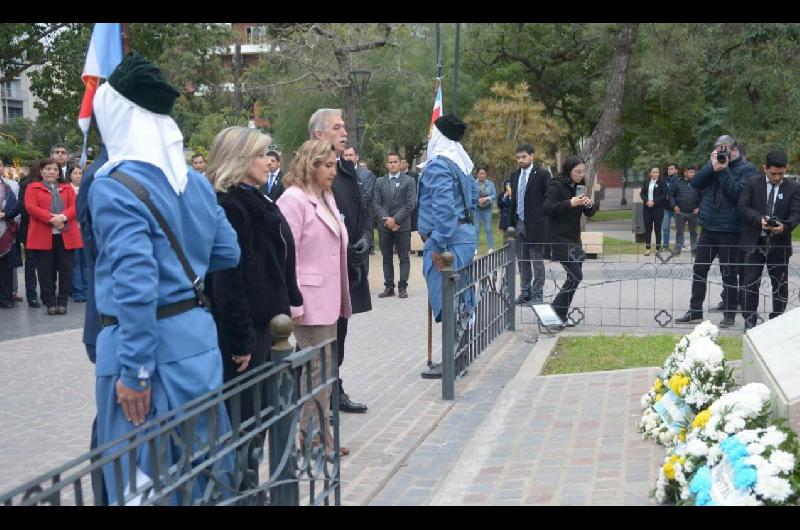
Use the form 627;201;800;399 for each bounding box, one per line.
246;26;267;45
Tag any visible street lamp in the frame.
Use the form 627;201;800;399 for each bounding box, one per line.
349;70;371;157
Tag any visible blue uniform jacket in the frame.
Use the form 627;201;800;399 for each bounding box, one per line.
417;156;478;253
691;156;759;233
89;161;240;391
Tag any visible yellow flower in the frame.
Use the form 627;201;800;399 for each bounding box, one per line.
654;379;663;392
668;374;690;395
655;394;663;402
663;462;675;480
678;428;687;442
692;409;712;430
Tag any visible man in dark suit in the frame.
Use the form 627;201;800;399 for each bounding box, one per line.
344;145;376;255
51;143;71;182
374;152;416;298
738;150;800;330
259;150;285;202
310;108;371;413
508;143;551;304
400;159;420;232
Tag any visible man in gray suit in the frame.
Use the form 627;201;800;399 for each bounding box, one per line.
375;152;416;298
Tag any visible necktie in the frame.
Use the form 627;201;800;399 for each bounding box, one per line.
767;183;777;216
517;169;528;221
268;173;275;193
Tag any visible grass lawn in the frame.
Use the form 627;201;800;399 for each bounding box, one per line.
589;209;633;222
541;334;743;375
602;236;641;255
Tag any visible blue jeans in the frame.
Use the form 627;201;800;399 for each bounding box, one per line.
662;210;674;247
71;247;88;301
474;207;494;249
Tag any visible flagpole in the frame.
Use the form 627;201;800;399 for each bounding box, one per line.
121;23;131;54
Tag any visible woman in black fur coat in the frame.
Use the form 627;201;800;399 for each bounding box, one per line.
204;127;303;433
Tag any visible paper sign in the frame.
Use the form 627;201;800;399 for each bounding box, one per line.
710;456;755;505
653;390;694;433
531;303;564;327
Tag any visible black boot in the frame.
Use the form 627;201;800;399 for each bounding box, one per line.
339;383;368;413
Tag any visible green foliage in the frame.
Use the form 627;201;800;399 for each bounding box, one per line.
268;91;339;157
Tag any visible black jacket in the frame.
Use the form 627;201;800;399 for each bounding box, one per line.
639;178;669;209
331;158;372;314
15;175;36;246
692;156;759;233
738;174;800;252
543;176;598;262
258;170;285;202
498;179;513;231
205;184;303;364
510;164;552;243
669;177;701;212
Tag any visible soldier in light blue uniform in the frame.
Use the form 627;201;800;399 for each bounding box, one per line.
89;53;240;504
417;114;478;325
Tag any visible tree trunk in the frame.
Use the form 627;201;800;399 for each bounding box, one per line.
579;23;638;208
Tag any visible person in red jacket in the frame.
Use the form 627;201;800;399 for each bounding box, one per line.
24;157;83;315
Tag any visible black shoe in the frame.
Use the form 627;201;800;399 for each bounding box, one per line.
398;288;408;298
28;300;41;308
56;306;67;315
378;287;395;298
0;301;14;309
13;294;23;302
46;306;57;316
339;392;368;413
711;301;725;312
515;294;532;305
675;311;703;324
718;316;736;329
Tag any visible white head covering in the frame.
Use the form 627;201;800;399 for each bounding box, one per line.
417;124;474;176
93;82;188;194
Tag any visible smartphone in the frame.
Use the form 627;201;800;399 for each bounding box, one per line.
575;184;587;197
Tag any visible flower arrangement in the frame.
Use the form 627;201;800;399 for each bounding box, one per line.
652;383;773;504
638;321;734;447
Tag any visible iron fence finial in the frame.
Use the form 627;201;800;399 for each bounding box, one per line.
442;251;455;272
270;314;294;352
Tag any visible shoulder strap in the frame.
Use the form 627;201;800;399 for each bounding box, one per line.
109;170;210;308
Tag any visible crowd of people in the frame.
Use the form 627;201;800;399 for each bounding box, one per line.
2;51;799;503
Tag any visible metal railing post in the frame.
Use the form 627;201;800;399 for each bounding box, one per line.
441;252;456;400
268;315;299;506
506;228;517;332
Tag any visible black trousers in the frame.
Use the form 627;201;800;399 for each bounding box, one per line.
643;205;664;249
689;230;740;318
33;235;74;307
23;245;38;302
379;229;411;289
0;253;13;304
739;243;790;327
336;316;348;392
552;259;583;321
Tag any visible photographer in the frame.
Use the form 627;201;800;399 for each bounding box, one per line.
738;150;800;330
676;134;759;328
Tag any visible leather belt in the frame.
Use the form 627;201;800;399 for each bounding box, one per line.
100;297;202;328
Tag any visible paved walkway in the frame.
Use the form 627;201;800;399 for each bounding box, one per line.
0;251;719;505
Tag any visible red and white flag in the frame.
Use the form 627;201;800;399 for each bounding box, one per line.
77;23;123;166
428;79;443;136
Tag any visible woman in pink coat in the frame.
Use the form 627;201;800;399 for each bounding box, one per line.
277;139;351;456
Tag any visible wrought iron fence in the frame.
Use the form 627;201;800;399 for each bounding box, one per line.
515;241;800;333
0;315;341;506
439;243;516;400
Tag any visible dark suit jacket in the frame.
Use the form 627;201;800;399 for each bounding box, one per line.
356;166;376;222
509;164;552;243
738;174;800;252
331;158;372;314
259;170;285;202
640;178;669;209
374;173;417;232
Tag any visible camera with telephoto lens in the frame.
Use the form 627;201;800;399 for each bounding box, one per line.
766;216;780;228
716;145;728;163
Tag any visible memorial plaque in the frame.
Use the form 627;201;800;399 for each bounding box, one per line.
742;307;800;433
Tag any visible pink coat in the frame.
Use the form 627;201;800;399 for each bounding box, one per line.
277;185;352;326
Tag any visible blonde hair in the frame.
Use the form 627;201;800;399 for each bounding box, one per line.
283;139;337;193
308;108;342;139
206;126;272;192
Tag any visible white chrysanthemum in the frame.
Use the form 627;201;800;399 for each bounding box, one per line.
737;430;760;444
761;427;787;448
769;450;796;474
738;493;763;506
686;438;709;458
755;475;792;503
707;446;722;466
745;454;766;468
747;442;766;455
739;383;771;402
